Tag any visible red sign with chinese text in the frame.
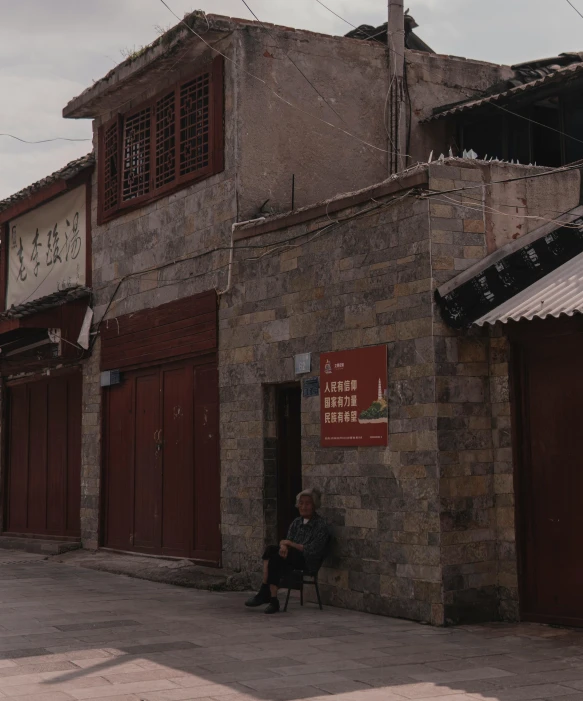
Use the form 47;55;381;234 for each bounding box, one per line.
320;345;388;447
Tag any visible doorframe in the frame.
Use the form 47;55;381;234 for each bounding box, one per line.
275;382;303;543
508;316;583;626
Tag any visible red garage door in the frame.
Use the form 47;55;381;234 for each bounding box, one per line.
100;291;220;564
5;371;81;538
103;358;220;563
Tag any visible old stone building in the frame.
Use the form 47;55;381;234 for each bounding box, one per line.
0;6;581;627
217;158;582;625
0;155;94;550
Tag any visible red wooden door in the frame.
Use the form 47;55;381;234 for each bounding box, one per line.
5;372;81;537
160;362;193;556
516;333;583;626
103;358;220;563
133;370;162;551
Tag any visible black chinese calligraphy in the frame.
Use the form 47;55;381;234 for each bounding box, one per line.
17;236;27;282
31;229;42;277
46;224;63;266
68;213;82;261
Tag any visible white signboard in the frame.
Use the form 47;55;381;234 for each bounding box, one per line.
7;185;86;308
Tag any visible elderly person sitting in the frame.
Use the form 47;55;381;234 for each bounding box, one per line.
245;487;329;614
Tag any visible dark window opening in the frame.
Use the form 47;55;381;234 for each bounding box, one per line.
458;94;575;168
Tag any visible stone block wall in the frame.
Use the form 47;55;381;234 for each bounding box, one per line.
219;189;448;623
428;162;498;623
490;328;519;620
427;161;519;624
80;339;101;550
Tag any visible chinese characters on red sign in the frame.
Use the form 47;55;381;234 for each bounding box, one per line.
320;345;388;447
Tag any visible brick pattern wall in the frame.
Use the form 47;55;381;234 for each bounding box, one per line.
219;193;447;623
80;339;101;549
490;329;519;620
428;162;517;624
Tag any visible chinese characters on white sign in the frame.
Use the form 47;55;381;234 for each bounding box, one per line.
7;186;86;308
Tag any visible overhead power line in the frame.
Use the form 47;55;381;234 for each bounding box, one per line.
314;0;357;29
0;133;90;145
239;0;345;124
157;0;403;157
566;0;583;20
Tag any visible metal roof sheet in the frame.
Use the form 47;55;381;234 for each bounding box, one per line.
424;62;583;122
475;250;583;326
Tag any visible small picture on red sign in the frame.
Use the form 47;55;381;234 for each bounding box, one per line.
320;345;388;447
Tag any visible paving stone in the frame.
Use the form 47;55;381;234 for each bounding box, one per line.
0;555;583;701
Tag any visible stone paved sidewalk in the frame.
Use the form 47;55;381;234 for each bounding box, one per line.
1;550;583;701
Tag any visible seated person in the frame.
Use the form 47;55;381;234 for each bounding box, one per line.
245;488;329;614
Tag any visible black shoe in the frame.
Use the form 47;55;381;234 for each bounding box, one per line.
245;584;271;607
265;597;280;614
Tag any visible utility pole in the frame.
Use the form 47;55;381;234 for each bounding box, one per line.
388;0;407;174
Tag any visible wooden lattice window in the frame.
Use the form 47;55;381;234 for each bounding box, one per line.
122;107;151;202
98;56;224;223
180;73;210;177
101;119;120;213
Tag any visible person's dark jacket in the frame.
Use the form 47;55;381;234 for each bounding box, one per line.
286;513;330;572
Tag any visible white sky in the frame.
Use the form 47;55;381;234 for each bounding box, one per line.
0;0;580;199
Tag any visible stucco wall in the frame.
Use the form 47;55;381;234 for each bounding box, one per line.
236;28;390;218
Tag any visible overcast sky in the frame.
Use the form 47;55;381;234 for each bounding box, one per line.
0;0;580;200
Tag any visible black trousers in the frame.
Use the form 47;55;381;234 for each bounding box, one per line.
263;545;305;586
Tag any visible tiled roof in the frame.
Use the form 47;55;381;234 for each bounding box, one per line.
425;61;583;122
0;285;91;320
0;153;94;214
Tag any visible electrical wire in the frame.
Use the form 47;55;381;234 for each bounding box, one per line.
0;134;90;145
91;189;419;338
430;195;583;230
157;0;406;157
314;0;357;29
566;0;583;20
315;0;583;156
422;161;583;198
239;0;345;125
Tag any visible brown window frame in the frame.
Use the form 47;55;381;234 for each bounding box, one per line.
97;56;224;224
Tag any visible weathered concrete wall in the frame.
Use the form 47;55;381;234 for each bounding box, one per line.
483;165;580;252
407;52;514;166
236;28;389;218
219;188;445;623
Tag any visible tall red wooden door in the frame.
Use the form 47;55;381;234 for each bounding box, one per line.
515;331;583;626
4;372;81;538
103;358;220;563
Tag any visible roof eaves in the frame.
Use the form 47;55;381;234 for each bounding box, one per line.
0;153;94;216
424;62;583;122
64;12;383;119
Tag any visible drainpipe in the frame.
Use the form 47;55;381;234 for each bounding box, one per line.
388;0;407;174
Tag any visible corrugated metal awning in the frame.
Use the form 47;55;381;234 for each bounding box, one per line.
475;250;583;326
435;205;583;329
